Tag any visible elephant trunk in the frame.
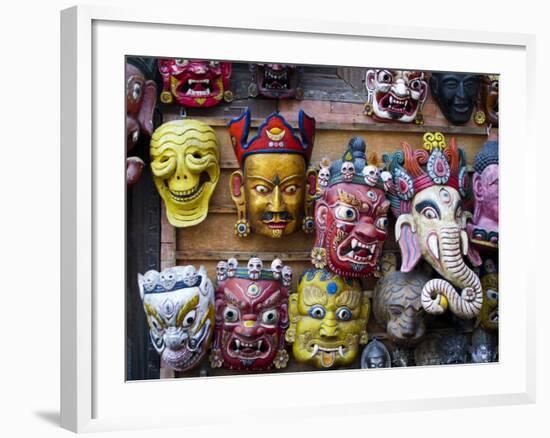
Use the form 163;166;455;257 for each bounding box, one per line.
421;226;483;319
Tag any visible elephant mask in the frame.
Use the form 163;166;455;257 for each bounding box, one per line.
383;132;483;320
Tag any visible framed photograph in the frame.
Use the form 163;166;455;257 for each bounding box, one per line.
61;5;536;433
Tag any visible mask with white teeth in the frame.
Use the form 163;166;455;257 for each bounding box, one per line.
311;137;391;278
158;58;232;107
250;63;301;99
150;119;220;228
210;257;290;371
286;268;370;369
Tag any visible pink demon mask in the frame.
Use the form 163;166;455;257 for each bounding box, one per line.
311;137;391;278
467;135;499;249
210;257;291;371
158;58;232;107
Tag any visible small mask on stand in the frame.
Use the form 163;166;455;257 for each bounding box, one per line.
248;64;303;99
286;268;370;369
137;265;215;372
364;69;428;125
158;58;233;107
150;119;220;227
361;338;392;369
430;73;481;125
470;327;498;363
209;257;291;371
384;132;483;320
311;137;391;278
227;109;317;238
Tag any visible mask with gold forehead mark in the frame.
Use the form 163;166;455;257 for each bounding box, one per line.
286;268;370;369
227;109;317;238
311;137;392;278
150;119;220;227
138;265;215;372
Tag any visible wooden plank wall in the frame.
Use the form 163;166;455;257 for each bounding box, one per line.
127;61;498;379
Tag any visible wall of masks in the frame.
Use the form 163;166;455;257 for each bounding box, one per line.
126;58;499;380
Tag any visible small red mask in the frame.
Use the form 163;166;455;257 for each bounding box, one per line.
158;58;232;107
311;137;391;278
210;257;290;371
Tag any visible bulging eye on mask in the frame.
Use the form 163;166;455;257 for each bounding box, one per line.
150;119;220;228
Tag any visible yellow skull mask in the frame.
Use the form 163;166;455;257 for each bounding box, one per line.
150;119;220;227
286;268;370;368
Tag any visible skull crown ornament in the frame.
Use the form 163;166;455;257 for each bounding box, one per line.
311;137;392;278
150;119;220;228
383;132;483;320
227;109;317;238
137;265;215;372
210;257;292;371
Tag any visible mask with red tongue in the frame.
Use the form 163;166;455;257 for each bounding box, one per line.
311;137;391;278
209;257;291;371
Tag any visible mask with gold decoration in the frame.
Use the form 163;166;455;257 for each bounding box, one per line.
286;268;370;369
477;258;499;330
158;58;232;107
227;109;317;238
138;265;215;372
311;137;391;278
209;257;291;371
383;132;483;320
150;119;220;227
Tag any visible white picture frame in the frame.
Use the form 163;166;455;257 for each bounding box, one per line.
60;4;536;433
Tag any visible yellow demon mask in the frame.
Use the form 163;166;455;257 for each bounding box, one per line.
286;268;370;368
150;119;220;227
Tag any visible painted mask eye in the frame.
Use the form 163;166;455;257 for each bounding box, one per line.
487;289;499;300
175;58;189;67
390;305;403;316
209;61;220;68
367;191;378;202
223;307;240;323
308;305;326;319
131;82;142;101
335;307;352;321
261;309;279;325
150;317;163;332
254;184;271;194
283;184;298;194
409;79;421;90
182;309;197;328
491;80;499;91
421;207;439;220
335;206;358;222
377;70;392;84
376;216;388;231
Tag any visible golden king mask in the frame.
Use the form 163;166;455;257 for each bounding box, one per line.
286;268;370;368
138;265;215;372
383;132;483;320
150;119;220;227
227;109;317;238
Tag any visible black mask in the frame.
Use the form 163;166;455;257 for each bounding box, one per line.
430;73;480;125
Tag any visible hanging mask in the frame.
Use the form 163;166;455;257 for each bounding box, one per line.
468;135;499;249
247;64;303;99
209;257;290;371
477;258;499;330
360;338;392;369
365;69;428;124
311;137;391;278
138;265;215;372
158;58;233;107
475;75;499;126
126;57;157;185
372;254;428;346
384;132;483;320
286;268;370;369
227;109;317;238
430;72;481;125
150;119;220;227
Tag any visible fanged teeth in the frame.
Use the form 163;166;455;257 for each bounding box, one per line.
257;340;263;351
310;344;319;358
338;346;345;358
235;339;263;350
235;339;240;350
